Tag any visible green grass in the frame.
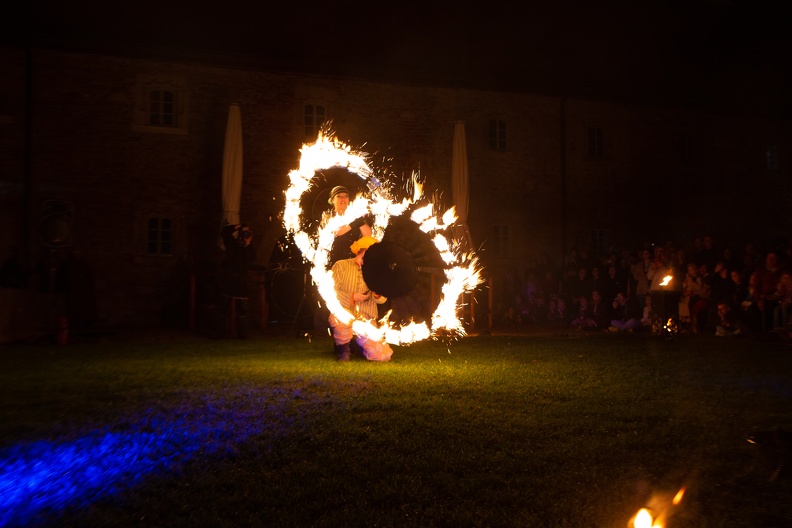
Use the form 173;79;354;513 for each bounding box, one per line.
1;332;791;527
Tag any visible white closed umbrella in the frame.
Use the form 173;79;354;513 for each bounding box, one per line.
451;120;472;249
221;103;243;245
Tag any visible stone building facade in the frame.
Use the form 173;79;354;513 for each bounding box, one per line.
0;46;789;333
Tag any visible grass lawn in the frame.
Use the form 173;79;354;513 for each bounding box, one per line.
1;330;791;527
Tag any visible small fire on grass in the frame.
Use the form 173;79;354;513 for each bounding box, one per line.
630;487;685;528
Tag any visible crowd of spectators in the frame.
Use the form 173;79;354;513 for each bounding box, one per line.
494;235;792;342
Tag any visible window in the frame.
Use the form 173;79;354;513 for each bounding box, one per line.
147;217;172;255
587;127;604;159
304;104;327;138
488;119;507;150
133;75;188;135
149;90;176;126
766;145;779;171
492;225;511;257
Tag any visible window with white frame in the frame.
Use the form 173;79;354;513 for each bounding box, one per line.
148;90;177;126
304;104;327;138
492;225;511;257
488;119;507;150
133;75;188;135
587;127;604;159
147;217;172;255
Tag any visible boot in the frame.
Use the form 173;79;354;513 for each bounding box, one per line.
335;343;351;362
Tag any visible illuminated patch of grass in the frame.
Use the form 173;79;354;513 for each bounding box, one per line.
0;334;791;527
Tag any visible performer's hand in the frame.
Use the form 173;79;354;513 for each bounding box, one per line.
353;291;370;302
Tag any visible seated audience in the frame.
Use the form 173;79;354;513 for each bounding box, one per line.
609;292;641;332
715;301;741;337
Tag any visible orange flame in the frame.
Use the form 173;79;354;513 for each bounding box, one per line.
283;131;483;346
630;486;686;528
672;487;685;505
633;508;659;528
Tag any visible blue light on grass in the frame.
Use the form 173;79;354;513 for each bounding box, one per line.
0;430;195;527
0;387;306;527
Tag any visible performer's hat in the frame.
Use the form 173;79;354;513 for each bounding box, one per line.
328;186;350;204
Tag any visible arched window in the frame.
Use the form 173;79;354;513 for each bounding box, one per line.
133;75;189;135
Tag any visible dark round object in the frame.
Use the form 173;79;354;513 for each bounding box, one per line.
362;241;418;298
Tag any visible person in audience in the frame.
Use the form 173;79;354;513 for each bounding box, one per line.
562;248;581;292
491;237;789;340
741;241;760;282
632;248;653;301
715;301;741;337
639;293;653;332
587;290;609;329
565;267;591;308
590;266;605;304
578;247;595;276
697;262;714;330
753;252;782;332
680;262;708;333
769;271;792;330
535;252;556;287
648;250;676;291
721;246;739;275
698;234;719;271
705;261;734;332
687;236;703;267
570;295;597;330
548;295;569;327
601;265;622;303
670;248;687;281
540;269;559;301
609;292;641;332
619;249;636;297
532;290;548;323
739;272;763;333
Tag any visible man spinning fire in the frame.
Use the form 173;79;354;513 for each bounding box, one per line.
324;185;372;267
329;235;393;362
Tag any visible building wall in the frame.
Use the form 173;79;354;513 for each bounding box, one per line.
0;46;789;329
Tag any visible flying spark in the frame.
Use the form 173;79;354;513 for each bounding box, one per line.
283;131;482;346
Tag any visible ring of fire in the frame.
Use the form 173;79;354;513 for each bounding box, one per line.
283;132;482;346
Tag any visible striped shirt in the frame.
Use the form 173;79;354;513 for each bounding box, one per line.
331;258;386;320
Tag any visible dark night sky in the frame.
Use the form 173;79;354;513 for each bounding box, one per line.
7;0;792;113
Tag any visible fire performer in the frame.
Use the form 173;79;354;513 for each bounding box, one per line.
314;185;373;336
324;185;372;267
329;236;392;362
